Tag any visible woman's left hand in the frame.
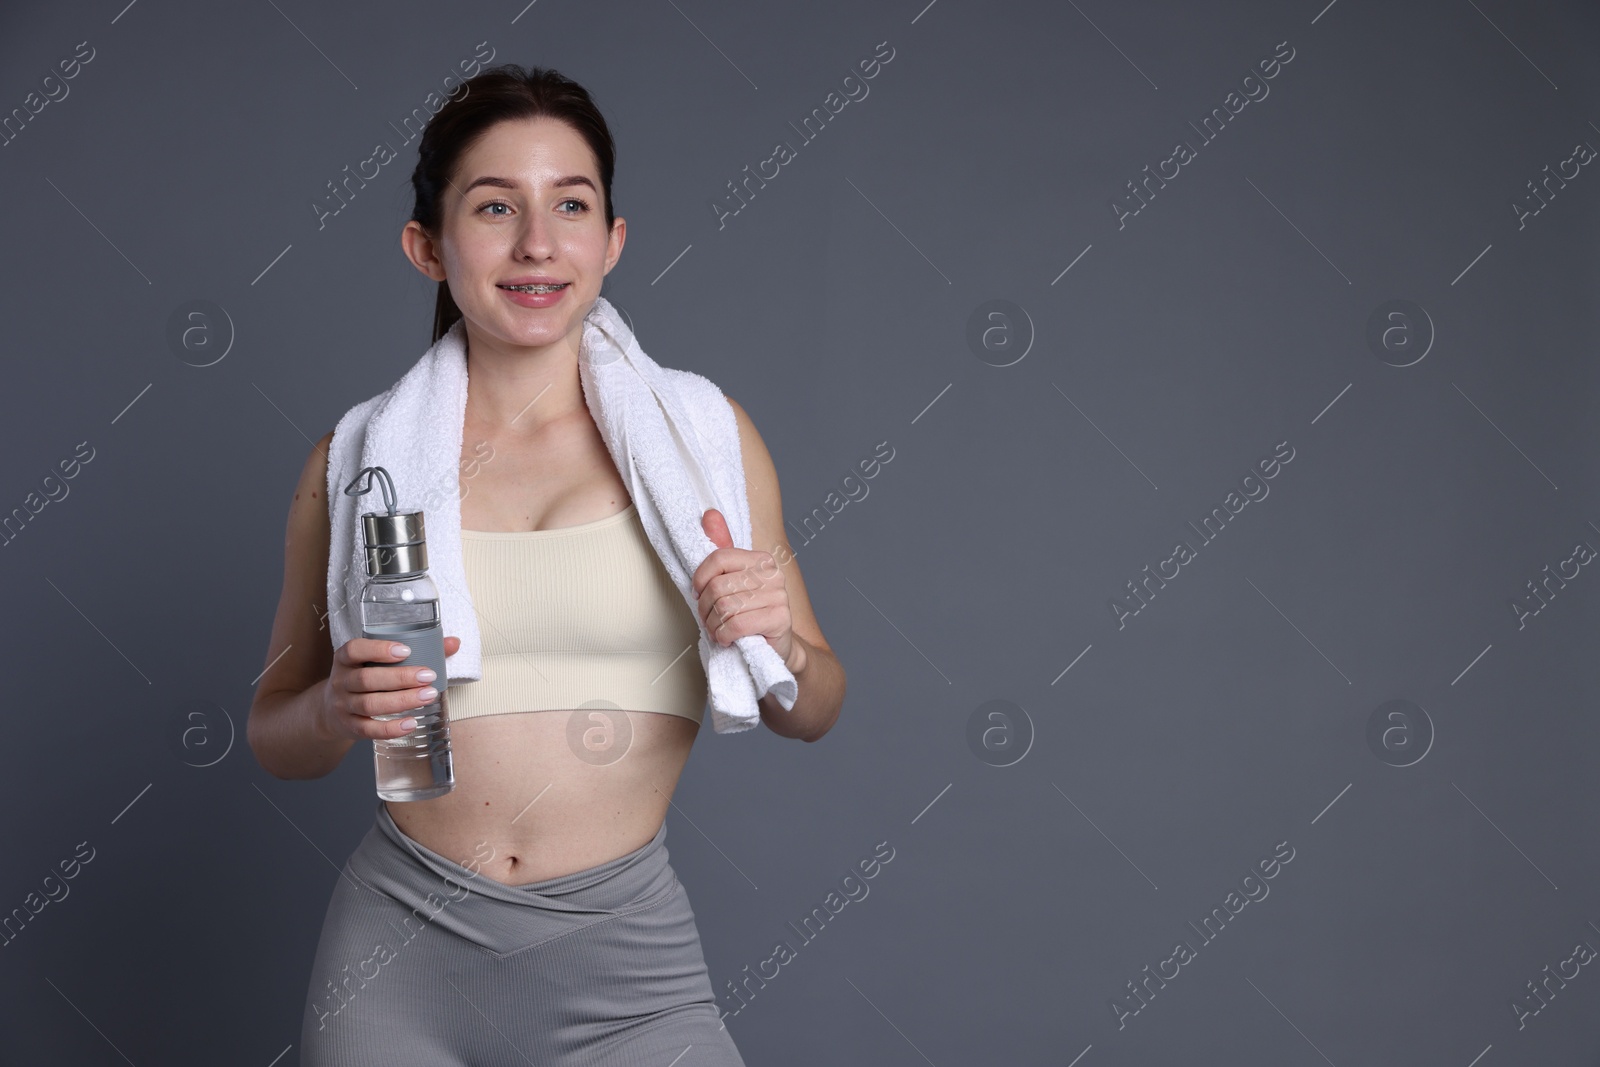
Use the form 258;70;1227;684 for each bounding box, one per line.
691;508;806;674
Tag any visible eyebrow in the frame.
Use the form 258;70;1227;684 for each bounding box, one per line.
461;174;597;196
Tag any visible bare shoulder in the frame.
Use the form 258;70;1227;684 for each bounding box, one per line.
724;396;777;503
289;428;335;600
254;430;336;703
295;429;336;531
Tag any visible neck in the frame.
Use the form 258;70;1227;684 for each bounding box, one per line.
460;322;588;435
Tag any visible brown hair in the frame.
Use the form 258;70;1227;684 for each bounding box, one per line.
407;64;617;343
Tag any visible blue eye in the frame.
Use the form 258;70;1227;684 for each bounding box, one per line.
477;198;587;217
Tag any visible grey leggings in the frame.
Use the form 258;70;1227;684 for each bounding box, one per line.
300;800;747;1066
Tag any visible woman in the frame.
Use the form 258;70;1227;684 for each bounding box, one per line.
248;65;846;1066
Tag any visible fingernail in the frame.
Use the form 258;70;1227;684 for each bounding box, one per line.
391;643;410;657
400;718;418;731
417;687;438;702
416;668;437;683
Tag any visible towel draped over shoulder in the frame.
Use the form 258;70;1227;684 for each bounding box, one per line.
324;297;796;735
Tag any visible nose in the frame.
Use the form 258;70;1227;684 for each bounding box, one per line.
512;211;555;261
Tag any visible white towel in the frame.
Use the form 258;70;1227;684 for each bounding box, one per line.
324;296;797;734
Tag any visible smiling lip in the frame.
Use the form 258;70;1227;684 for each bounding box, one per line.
497;279;569;308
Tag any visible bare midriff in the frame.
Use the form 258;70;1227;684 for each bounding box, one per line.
407;399;710;887
384;706;700;887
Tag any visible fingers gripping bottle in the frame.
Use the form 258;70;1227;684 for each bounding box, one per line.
343;466;455;801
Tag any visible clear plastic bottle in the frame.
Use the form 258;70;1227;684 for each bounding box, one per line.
344;466;455;801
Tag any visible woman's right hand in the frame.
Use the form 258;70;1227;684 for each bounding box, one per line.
318;635;462;742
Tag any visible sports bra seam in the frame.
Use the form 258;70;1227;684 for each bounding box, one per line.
449;707;703;721
469;650;700;657
460;502;637;538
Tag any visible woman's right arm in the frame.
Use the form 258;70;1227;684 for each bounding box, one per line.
247;430;450;780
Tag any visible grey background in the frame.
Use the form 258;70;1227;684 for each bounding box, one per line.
2;0;1597;1063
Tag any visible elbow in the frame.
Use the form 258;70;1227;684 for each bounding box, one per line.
245;700;317;781
245;718;289;780
802;706;838;743
802;666;844;742
801;713;839;743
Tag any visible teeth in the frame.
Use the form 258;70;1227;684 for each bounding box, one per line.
502;283;566;293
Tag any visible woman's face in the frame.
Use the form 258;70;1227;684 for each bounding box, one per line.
409;115;623;352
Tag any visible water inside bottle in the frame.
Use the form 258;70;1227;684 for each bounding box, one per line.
363;619;454;801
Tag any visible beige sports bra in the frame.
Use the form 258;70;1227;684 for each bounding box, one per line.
445;502;709;725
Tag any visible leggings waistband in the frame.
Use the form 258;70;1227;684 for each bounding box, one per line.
343;800;677;957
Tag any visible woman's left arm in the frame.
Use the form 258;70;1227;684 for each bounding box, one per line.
691;397;846;743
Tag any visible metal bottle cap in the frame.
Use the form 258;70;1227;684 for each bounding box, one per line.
344;466;430;578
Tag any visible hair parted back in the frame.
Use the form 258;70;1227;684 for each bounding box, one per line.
408;64;617;344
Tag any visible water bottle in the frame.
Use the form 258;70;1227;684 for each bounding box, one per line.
343;466;455;801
